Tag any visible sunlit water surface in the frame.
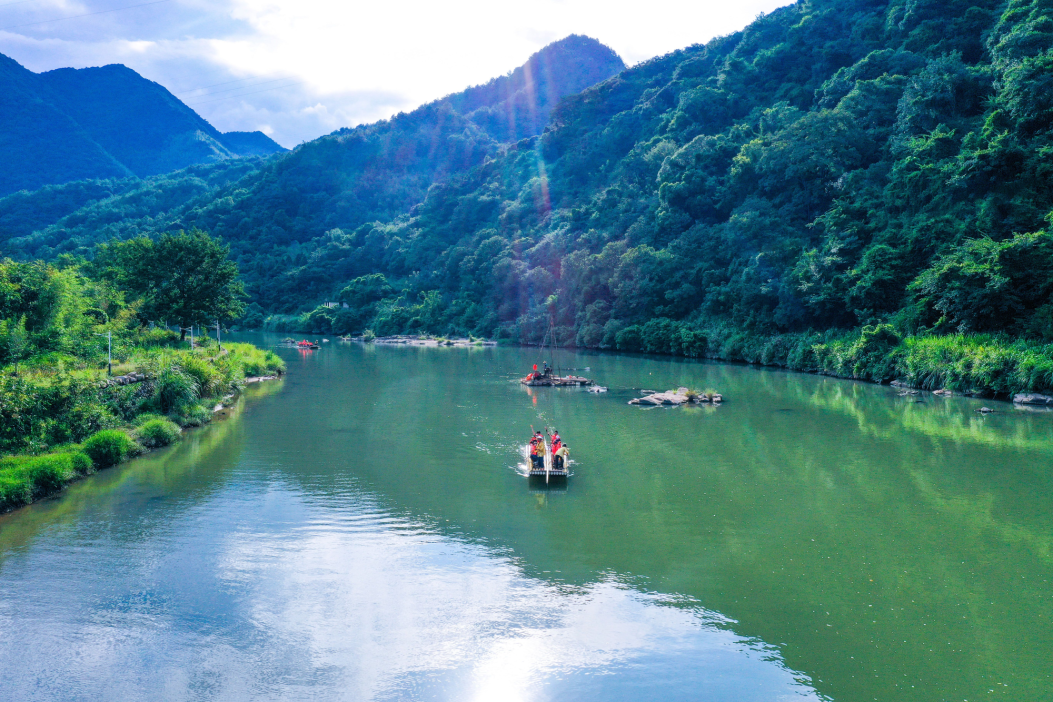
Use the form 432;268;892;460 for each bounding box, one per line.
1;336;1051;701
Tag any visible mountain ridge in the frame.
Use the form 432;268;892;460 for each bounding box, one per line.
0;35;628;275
0;54;285;195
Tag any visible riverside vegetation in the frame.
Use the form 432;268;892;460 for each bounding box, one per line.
2;2;1053;397
0;232;285;512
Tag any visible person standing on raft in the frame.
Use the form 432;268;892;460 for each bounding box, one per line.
529;432;545;469
553;443;570;471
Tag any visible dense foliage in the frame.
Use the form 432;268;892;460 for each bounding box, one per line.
3;2;1053;395
93;229;247;336
0;36;625;311
0;247;285;510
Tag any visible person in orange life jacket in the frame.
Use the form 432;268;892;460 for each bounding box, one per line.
529;432;545;468
550;430;561;454
553;444;569;470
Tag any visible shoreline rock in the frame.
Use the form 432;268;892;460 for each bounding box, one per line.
629;387;724;406
347;334;496;347
1013;392;1053;406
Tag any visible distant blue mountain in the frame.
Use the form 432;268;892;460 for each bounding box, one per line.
0;53;285;195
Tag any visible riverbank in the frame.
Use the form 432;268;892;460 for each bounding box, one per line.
0;340;285;513
274;317;1053;400
700;325;1053;401
539;320;1053;402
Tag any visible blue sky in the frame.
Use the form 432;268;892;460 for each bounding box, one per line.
1;0;789;147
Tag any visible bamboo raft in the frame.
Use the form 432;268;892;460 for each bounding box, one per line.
520;366;592;387
525;441;570;482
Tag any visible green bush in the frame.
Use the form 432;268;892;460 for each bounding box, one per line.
0;452;86;510
132;412;167;426
136;418;181;448
83;429;136;468
0;471;30;509
178;403;213;427
226;342;285;377
152;363;198;414
180;354;225;397
23;454;73;496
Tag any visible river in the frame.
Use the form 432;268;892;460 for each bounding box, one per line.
1;335;1051;701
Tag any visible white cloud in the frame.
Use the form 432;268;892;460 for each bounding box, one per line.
1;0;791;146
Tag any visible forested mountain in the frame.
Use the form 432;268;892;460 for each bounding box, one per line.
5;3;1053;378
0;35;626;304
0;53;284;195
444;34;626;141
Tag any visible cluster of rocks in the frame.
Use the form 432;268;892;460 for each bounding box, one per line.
889;380;1053;412
244;375;280;384
1013;393;1053;406
629;387;723;406
98;372;147;388
355;335;496;347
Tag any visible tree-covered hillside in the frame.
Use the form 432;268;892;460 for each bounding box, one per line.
0;53;285;195
268;0;1052;350
295;0;1051;346
5;4;1053;393
0;36;626;309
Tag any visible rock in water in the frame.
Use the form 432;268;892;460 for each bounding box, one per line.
1013;393;1053;406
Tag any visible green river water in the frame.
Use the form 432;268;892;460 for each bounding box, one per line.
1;335;1051;701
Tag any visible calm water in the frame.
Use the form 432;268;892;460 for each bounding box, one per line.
1;336;1051;701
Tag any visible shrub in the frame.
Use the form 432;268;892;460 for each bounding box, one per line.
48;446;95;475
178;403;213;427
152;363;198;414
23;454;74;496
226;342;285;377
136;418;181;448
0;452;88;509
180;354;225;397
83;429;136;468
0;471;30;509
132;412;167;426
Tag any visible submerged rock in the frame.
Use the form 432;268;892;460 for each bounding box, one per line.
1013;392;1053;406
629;389;724;406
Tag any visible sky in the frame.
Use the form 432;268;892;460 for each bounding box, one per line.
0;0;790;147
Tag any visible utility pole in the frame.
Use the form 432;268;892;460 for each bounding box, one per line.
215;320;222;352
189;325;194;351
96;330;112;376
94;309;111;376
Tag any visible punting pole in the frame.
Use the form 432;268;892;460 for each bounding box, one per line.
544;436;550;484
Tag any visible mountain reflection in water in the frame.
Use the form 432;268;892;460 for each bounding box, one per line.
2;334;1051;701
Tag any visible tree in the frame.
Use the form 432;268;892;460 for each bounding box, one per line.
94;230;245;339
5;316;29;376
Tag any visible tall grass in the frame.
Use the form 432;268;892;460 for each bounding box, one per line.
0;449;93;511
695;324;1053;397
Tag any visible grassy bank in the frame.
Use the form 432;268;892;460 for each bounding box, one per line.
606;319;1053;398
0;335;284;513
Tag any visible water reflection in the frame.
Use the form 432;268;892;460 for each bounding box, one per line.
1;337;1051;701
0;483;821;701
